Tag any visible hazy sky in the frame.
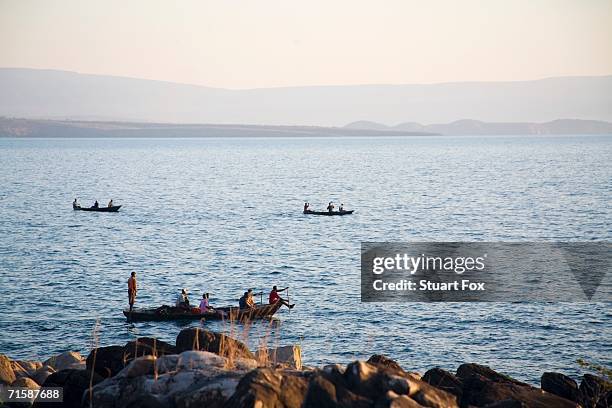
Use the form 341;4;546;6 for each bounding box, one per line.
1;0;611;89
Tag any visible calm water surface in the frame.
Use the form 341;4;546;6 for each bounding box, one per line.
0;135;610;384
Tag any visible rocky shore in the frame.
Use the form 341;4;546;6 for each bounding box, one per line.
1;328;610;408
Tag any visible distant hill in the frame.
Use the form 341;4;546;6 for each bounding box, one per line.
0;117;437;138
344;119;612;135
1;68;611;126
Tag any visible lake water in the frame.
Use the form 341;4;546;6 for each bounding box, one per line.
0;135;610;384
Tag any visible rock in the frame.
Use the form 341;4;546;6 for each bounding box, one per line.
225;367;310;408
344;361;389;399
256;345;303;370
44;351;84;371
155;354;180;374
579;374;612;408
7;377;41;407
482;400;528;408
0;353;17;384
456;363;528;386
401;376;459;408
302;370;370;408
31;364;55;385
16;360;43;376
384;391;427;408
89;353;250;408
461;373;578;408
120;355;157;378
86;345;127;378
33;368;103;408
12;376;41;390
541;372;579;402
10;360;30;380
367;355;406;375
123;337;177;360
422;368;463;399
175;327;255;360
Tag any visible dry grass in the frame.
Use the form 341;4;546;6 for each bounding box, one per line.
87;318;101;408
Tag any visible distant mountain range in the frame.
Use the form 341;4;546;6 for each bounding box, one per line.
2;117;611;138
0;117;436;138
344;119;612;135
1;68;612;126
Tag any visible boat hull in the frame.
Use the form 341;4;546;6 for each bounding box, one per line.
74;205;121;212
123;302;283;322
304;210;354;216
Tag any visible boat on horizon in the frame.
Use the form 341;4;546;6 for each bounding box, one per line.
303;209;354;216
73;204;121;212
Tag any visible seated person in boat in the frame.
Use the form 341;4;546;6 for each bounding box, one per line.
73;198;80;209
239;291;249;309
239;289;255;309
327;202;335;212
176;288;190;310
92;200;99;208
339;203;344;211
199;293;213;313
269;285;295;309
303;202;310;212
108;199;113;207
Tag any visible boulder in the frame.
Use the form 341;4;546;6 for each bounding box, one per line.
367;355;406;375
16;360;43;376
0;353;16;384
89;352;251;408
456;363;528;386
44;351;84;371
579;374;611;408
400;376;459;408
303;370;372;408
461;373;578;408
225;367;310;408
7;376;41;407
33;368;103;408
422;368;463;399
384;391;427;408
12;376;41;390
31;364;55;385
86;345;127;378
10;360;30;380
256;345;302;369
541;372;579;402
123;337;176;360
175;328;255;360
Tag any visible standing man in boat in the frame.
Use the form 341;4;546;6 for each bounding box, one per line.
127;272;137;312
327;202;335;212
269;286;295;309
108;199;114;208
303;202;310;212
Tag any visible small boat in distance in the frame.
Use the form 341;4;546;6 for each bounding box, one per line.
73;198;121;212
74;205;122;212
123;302;282;322
304;209;354;216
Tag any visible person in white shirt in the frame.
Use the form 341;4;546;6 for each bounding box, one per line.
176;289;190;309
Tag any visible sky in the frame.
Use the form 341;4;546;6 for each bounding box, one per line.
1;0;611;89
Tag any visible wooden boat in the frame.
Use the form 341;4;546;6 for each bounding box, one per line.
123;302;283;322
304;209;354;216
74;205;121;212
